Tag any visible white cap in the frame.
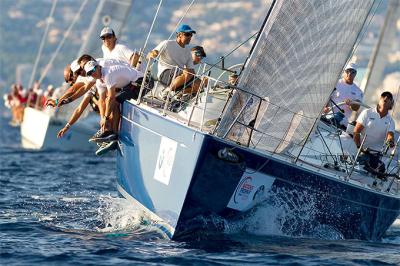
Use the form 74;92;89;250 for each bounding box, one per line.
344;63;357;71
100;27;115;38
84;60;99;74
70;60;80;73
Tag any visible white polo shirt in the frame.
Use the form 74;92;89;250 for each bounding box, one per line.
102;44;133;63
95;64;144;93
101;45;145;72
153;40;194;78
356;107;395;150
77;58;129;87
331;79;363;126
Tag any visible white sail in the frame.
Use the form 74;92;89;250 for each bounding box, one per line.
216;0;375;154
361;0;400;105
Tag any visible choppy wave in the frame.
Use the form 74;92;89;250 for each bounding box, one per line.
1;116;399;265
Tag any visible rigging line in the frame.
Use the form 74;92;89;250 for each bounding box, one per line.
199;31;258;78
391;85;400;117
166;0;196;42
28;0;58;88
152;0;196;60
38;0;89;84
141;0;163;56
362;1;392;92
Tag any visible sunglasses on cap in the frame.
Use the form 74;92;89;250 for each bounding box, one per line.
86;66;97;76
101;34;114;40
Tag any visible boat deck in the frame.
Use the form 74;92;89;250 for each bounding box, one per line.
128;96;400;198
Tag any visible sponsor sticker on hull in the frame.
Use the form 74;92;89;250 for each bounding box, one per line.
227;170;275;211
153;137;177;185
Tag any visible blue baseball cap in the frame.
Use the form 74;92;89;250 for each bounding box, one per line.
176;24;196;34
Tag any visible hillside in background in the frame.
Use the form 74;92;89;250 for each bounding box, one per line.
0;0;398;94
0;0;271;90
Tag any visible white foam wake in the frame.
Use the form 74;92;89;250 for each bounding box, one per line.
224;187;344;240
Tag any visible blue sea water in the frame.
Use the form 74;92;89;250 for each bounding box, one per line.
0;115;399;265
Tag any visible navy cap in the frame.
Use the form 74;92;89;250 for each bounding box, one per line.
176;24;196;34
381;91;393;100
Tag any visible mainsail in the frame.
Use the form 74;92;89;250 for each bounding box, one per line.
216;0;375;154
360;0;400;105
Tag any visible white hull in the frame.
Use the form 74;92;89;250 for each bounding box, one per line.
20;107;97;151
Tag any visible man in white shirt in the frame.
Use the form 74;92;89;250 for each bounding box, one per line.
85;60;143;155
324;63;363;128
354;91;395;173
100;27;142;71
46;56;128;109
148;24;200;98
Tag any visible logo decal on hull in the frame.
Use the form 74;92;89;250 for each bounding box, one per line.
227;170;275;211
153;137;177;185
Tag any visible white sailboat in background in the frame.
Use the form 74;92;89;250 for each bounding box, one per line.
20;0;133;151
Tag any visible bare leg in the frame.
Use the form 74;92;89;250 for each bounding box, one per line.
169;71;194;92
98;92;106;131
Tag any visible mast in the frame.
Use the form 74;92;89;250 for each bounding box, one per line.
361;0;400;105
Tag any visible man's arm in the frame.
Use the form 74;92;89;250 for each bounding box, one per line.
353;122;364;148
147;40;166;59
130;52;140;68
386;131;395;148
147;50;159;59
57;96;91;138
58;81;96;106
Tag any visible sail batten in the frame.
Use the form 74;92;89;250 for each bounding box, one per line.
217;0;375;154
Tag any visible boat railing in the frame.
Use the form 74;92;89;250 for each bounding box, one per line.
135;57;241;124
133;59;399;195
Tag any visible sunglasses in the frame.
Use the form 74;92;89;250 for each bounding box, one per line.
345;69;357;75
101;34;114;40
194;52;203;58
86;66;97;76
183;32;193;37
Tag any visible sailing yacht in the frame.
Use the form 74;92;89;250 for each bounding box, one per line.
116;0;400;240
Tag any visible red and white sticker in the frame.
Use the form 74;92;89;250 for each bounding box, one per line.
227;170;275;211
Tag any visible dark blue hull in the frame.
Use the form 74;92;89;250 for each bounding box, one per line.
117;101;400;240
